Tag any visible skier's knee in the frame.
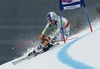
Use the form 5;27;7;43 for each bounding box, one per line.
43;46;49;52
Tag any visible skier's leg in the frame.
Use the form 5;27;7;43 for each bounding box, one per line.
43;43;53;52
34;45;45;53
64;25;70;39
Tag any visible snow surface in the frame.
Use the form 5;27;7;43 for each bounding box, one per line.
0;23;100;69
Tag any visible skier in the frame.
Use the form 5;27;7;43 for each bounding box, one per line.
28;12;70;56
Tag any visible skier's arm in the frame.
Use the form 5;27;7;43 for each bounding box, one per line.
42;23;51;35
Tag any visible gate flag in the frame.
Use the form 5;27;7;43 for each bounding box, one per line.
59;0;93;35
59;0;86;10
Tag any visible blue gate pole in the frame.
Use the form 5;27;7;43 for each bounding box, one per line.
84;7;93;32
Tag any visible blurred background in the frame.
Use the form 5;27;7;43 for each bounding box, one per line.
0;0;100;65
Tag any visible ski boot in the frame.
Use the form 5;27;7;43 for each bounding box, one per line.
28;50;37;57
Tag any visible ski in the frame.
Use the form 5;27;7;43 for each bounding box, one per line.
12;54;36;65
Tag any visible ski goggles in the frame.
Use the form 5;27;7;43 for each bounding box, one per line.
48;20;53;23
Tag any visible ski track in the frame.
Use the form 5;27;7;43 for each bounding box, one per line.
57;28;100;69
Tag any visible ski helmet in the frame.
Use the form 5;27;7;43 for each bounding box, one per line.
46;12;58;22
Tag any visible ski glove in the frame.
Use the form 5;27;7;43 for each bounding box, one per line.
42;37;50;46
38;34;45;41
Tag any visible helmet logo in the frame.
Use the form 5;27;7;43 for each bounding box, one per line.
46;13;51;20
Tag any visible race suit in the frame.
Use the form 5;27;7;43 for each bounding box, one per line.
42;16;70;41
33;16;70;54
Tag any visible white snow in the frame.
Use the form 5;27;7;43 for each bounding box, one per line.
0;23;100;69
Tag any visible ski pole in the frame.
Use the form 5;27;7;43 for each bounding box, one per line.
67;37;77;41
12;40;33;50
55;37;77;42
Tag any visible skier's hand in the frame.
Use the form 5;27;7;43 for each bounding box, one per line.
43;37;50;46
38;34;45;40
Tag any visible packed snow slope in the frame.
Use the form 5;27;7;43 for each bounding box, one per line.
0;24;100;69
